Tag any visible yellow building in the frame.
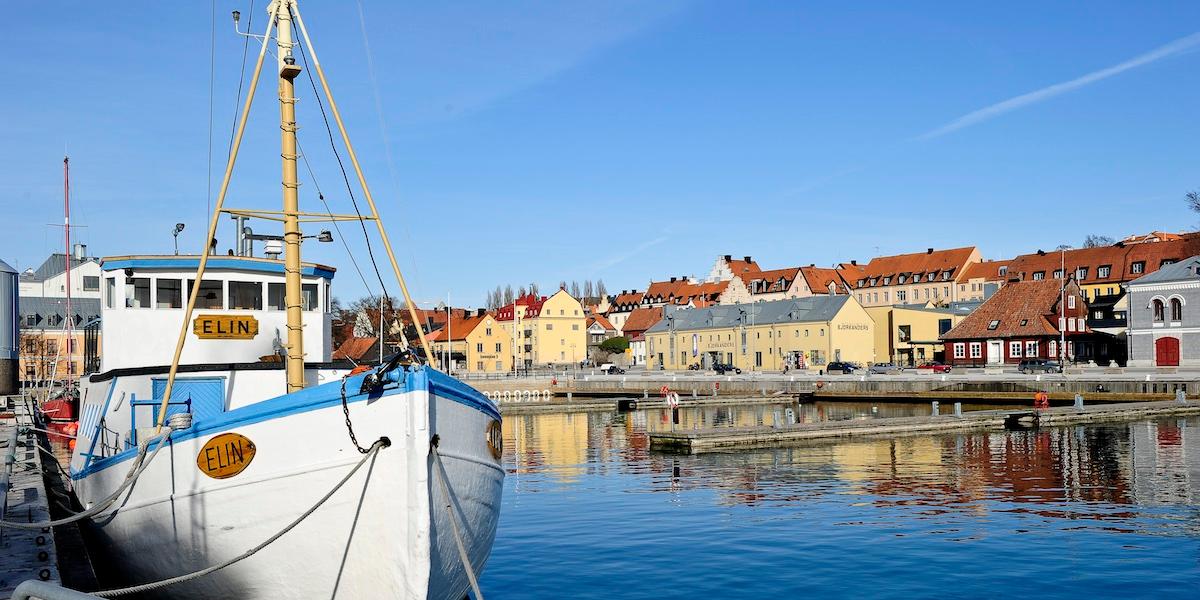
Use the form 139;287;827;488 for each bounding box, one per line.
496;289;587;368
644;296;874;372
865;303;968;366
425;310;512;373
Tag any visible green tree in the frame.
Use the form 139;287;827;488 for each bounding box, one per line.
598;336;629;353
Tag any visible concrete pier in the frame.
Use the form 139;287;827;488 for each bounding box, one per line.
1;395;61;595
649;400;1200;453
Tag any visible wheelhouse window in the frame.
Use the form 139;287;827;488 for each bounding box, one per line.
125;277;151;308
104;277;116;309
228;281;263;310
302;284;318;311
268;282;320;311
156;279;182;309
188;279;224;309
82;275;100;291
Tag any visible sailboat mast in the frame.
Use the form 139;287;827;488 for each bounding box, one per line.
63;156;73;393
276;1;305;392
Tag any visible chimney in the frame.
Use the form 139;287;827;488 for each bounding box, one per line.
1037;249;1046;256
851;260;857;266
477;308;485;317
724;254;732;261
670;277;677;283
744;256;752;263
926;248;934;254
73;243;86;260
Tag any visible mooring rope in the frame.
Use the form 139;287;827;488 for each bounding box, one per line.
0;429;175;530
94;437;389;597
430;438;484;600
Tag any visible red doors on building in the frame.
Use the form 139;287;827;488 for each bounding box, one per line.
1155;337;1180;367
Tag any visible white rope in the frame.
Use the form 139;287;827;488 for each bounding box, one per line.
0;430;173;530
431;441;484;600
94;438;388;597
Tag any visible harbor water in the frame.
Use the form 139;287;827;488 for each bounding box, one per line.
483;401;1200;597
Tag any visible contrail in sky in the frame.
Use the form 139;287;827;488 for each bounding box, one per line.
918;31;1200;140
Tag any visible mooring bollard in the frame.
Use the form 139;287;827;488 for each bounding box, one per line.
931;401;939;416
1074;394;1084;409
1178;389;1188;404
567;392;573;402
643;389;649;399
954;402;962;417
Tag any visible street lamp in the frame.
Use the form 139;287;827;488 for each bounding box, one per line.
172;223;186;255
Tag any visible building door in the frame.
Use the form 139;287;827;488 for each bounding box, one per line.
1156;337;1180;367
987;340;1003;365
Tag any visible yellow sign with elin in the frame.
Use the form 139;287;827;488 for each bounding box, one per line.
193;314;259;339
197;433;257;479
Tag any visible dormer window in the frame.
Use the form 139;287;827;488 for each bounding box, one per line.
883;276;892;285
898;275;907;284
1131;261;1145;274
987;319;1000;330
1075;267;1088;280
869;278;878;286
998;266;1008;276
1053;269;1063;279
1098;265;1111;278
1032;271;1045;281
941;271;951;281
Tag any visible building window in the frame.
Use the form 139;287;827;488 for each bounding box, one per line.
1131;261;1145;274
495;343;502;352
189;279;224;309
1025;341;1037;357
546;324;553;331
476;343;483;352
1152;299;1165;322
82;275;100;291
572;324;579;330
897;290;906;302
1033;272;1045;281
1053;269;1063;279
1171;298;1183;322
898;325;911;343
1098;265;1111;278
938;319;952;335
820;329;825;337
970;342;981;358
1049;340;1057;358
125;277;151;308
477;361;484;371
1009;341;1022;358
228;281;263;310
1067;295;1075;309
987;319;1000;330
953;343;965;359
1076;267;1088;280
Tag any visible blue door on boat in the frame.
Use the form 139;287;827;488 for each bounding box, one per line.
151;377;225;422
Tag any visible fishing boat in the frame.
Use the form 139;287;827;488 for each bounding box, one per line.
67;1;503;597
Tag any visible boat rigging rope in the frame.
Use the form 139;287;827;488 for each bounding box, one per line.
0;429;174;530
94;438;389;598
430;437;484;600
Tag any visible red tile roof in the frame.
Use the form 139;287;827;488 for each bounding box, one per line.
1121;231;1185;244
799;266;851;294
426;314;490;341
621;306;663;336
332;336;378;361
1005;236;1200;286
610;290;645;309
961;260;1012;281
494;293;547;321
738;267;801;295
724;256;761;276
587;314;616;331
941;279;1085;340
855;247;977;288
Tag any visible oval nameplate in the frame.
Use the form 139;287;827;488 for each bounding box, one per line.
197;433;257;479
486;420;503;460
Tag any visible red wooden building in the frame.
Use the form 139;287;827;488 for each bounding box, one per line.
940;279;1090;367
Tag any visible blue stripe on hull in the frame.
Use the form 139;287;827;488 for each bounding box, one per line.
71;365;499;480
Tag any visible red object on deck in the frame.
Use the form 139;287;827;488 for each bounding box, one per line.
41;397;77;422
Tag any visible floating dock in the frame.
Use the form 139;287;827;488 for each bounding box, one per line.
499;393;793;415
649;399;1200;454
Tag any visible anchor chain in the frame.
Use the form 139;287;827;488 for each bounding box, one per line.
340;375;370;454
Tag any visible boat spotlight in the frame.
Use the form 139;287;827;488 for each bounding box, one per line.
317;230;333;243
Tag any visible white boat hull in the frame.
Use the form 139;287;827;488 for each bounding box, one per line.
72;366;503;599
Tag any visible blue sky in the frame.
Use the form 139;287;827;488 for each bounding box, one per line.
3;1;1199;307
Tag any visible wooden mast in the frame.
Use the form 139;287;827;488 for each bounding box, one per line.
276;2;306;392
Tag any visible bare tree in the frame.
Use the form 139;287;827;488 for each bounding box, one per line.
1083;234;1115;248
559;280;568;290
596;279;607;299
517;285;527;298
1187;191;1200;214
583;280;594;301
503;285;514;305
529;282;540;297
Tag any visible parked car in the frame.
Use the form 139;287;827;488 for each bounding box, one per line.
826;361;857;374
713;363;742;375
916;361;953;374
869;362;901;374
599;363;625;374
1018;358;1062;374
